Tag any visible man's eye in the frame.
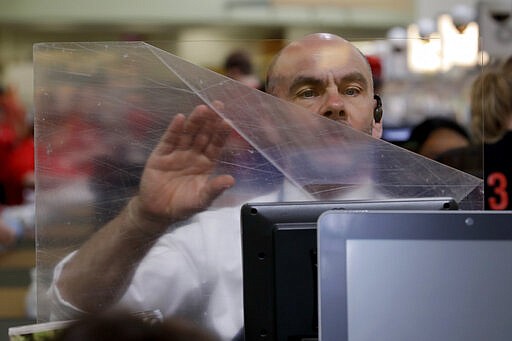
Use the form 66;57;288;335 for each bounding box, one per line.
297;89;317;98
345;88;361;96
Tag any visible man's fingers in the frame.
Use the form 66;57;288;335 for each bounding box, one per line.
188;101;228;153
203;119;233;160
154;113;186;156
154;106;213;155
176;105;211;150
191;112;224;153
154;102;230;157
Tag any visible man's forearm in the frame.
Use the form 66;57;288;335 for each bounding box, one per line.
56;197;170;313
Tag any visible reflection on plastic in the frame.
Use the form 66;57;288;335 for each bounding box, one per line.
33;41;483;321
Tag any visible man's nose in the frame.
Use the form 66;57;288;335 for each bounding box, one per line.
321;92;346;121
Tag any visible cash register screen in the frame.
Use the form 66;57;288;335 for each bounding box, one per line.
318;211;512;341
347;240;512;341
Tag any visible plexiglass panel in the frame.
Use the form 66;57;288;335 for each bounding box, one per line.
33;40;483;333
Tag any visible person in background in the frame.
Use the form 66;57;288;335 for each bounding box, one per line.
405;116;471;160
220;49;270;190
470;57;512;210
0;86;36;323
48;33;383;340
0;86;16;204
0;85;34;206
0;86;35;250
366;55;383;94
223;50;263;90
435;142;483;178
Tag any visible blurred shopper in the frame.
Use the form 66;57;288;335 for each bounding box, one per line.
0;86;36;323
223;49;263;90
0;85;34;206
0;86;17;204
366;55;383;94
406;116;471;160
435;143;483;178
0;86;35;250
220;49;280;198
1;130;34;205
470;58;512;210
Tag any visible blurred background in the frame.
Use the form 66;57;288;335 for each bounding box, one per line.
2;0;512;138
2;0;511;143
1;0;511;339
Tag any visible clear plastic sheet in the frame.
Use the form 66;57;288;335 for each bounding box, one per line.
33;41;483;325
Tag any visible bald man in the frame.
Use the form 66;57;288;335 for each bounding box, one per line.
49;33;383;340
267;33;382;137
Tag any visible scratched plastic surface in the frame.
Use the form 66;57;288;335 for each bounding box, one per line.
33;41;483;323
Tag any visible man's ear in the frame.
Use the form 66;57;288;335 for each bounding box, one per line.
373;94;383;123
372;94;383;138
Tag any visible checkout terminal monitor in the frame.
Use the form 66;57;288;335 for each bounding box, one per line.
240;198;458;341
317;210;512;341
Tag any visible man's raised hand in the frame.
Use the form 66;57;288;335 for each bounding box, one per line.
132;103;235;228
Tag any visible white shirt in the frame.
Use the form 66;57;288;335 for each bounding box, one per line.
49;186;298;340
48;181;378;340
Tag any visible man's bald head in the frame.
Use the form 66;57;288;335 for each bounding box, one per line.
266;33;373;96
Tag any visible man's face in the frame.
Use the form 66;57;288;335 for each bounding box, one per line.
269;37;377;136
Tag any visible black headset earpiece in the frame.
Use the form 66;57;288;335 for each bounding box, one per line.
373;94;383;123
